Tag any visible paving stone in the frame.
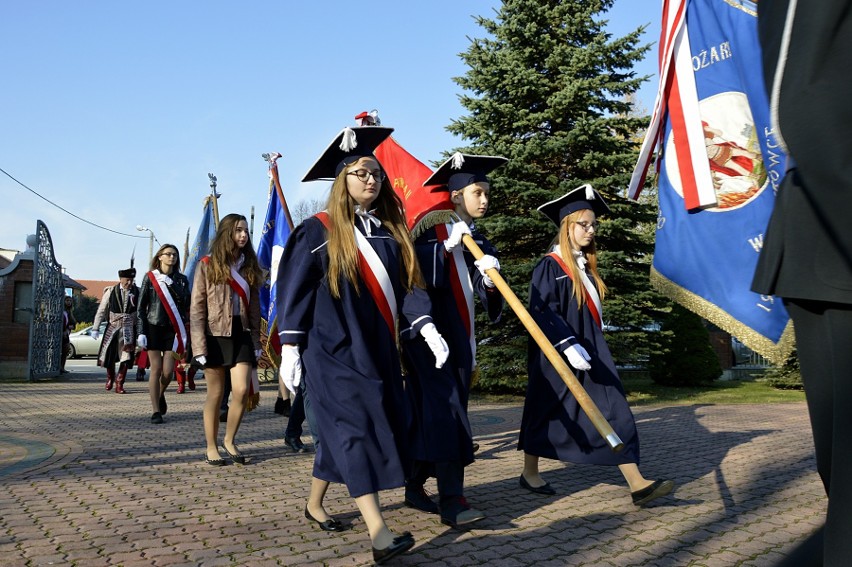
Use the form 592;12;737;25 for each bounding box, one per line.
0;369;827;566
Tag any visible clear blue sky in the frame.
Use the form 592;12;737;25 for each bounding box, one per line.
1;0;660;282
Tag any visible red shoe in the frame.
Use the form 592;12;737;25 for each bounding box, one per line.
115;384;126;394
177;382;185;394
105;377;114;391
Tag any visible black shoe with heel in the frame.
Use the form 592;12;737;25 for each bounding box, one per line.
304;507;347;532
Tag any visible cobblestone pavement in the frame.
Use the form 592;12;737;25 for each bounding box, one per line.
0;363;824;566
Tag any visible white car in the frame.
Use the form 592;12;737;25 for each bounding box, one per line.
68;323;107;358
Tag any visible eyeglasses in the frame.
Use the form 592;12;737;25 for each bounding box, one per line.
574;220;599;232
161;252;178;257
347;169;386;183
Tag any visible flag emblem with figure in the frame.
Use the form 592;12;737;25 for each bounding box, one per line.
629;0;794;364
257;152;293;365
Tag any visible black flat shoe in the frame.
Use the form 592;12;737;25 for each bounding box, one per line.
204;456;227;466
224;446;247;465
519;474;556;495
150;412;163;424
373;532;415;564
631;479;674;506
304;507;347;532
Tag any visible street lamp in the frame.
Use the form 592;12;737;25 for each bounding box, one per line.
136;225;159;262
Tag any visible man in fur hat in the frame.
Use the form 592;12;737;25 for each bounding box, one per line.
92;264;140;394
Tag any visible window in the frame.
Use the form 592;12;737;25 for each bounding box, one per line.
14;282;32;323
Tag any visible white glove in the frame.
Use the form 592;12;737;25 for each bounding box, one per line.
563;343;592;371
195;355;207;366
474;255;500;288
137;335;147;350
279;344;302;396
254;349;263;360
420;323;449;369
443;222;472;252
90;330;100;341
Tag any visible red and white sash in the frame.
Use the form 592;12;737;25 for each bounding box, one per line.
628;0;716;210
435;223;476;362
147;270;188;354
548;252;603;329
315;212;397;337
229;265;251;309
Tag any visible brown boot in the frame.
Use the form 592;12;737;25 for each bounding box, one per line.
105;367;115;391
115;366;127;394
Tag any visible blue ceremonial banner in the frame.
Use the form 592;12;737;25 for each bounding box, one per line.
257;158;291;359
650;0;794;364
184;197;216;292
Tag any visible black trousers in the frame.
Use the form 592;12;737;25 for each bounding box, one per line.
408;460;464;503
784;300;852;566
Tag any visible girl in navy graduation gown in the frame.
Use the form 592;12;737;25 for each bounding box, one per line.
276;126;448;563
401;152;506;527
518;185;674;507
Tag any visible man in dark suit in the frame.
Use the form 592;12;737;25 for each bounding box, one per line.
752;1;852;565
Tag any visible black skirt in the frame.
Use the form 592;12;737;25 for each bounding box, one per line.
147;324;177;352
204;317;256;369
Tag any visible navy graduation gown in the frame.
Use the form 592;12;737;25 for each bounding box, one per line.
402;224;504;464
518;253;640;465
276;215;431;498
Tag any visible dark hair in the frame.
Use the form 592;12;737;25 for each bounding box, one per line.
150;243;181;273
207;213;262;287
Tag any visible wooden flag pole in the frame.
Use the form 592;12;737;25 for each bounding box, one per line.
182;226;190;272
461;234;624;452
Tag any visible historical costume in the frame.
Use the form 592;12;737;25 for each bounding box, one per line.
93;264;139;393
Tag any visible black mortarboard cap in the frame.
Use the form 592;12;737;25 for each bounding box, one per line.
423;152;508;192
302;126;394;182
537;184;612;227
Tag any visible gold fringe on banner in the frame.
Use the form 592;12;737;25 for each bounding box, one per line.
410;210;459;239
650;266;796;366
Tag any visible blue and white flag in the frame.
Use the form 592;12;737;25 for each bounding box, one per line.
633;0;794;364
184;197;216;291
257;153;292;360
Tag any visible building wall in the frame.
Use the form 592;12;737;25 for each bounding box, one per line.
0;258;34;378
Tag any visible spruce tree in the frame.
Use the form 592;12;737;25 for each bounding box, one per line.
448;0;671;391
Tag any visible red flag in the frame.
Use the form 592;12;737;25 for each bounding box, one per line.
374;136;454;231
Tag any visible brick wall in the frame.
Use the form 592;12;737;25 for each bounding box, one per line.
0;259;34;375
708;329;734;370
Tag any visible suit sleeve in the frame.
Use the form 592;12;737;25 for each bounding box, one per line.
276;220;324;347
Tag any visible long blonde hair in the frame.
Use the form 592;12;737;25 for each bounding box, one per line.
558;211;607;308
324;162;423;299
207;213;262;287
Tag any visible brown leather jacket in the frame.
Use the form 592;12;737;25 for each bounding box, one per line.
189;259;261;358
